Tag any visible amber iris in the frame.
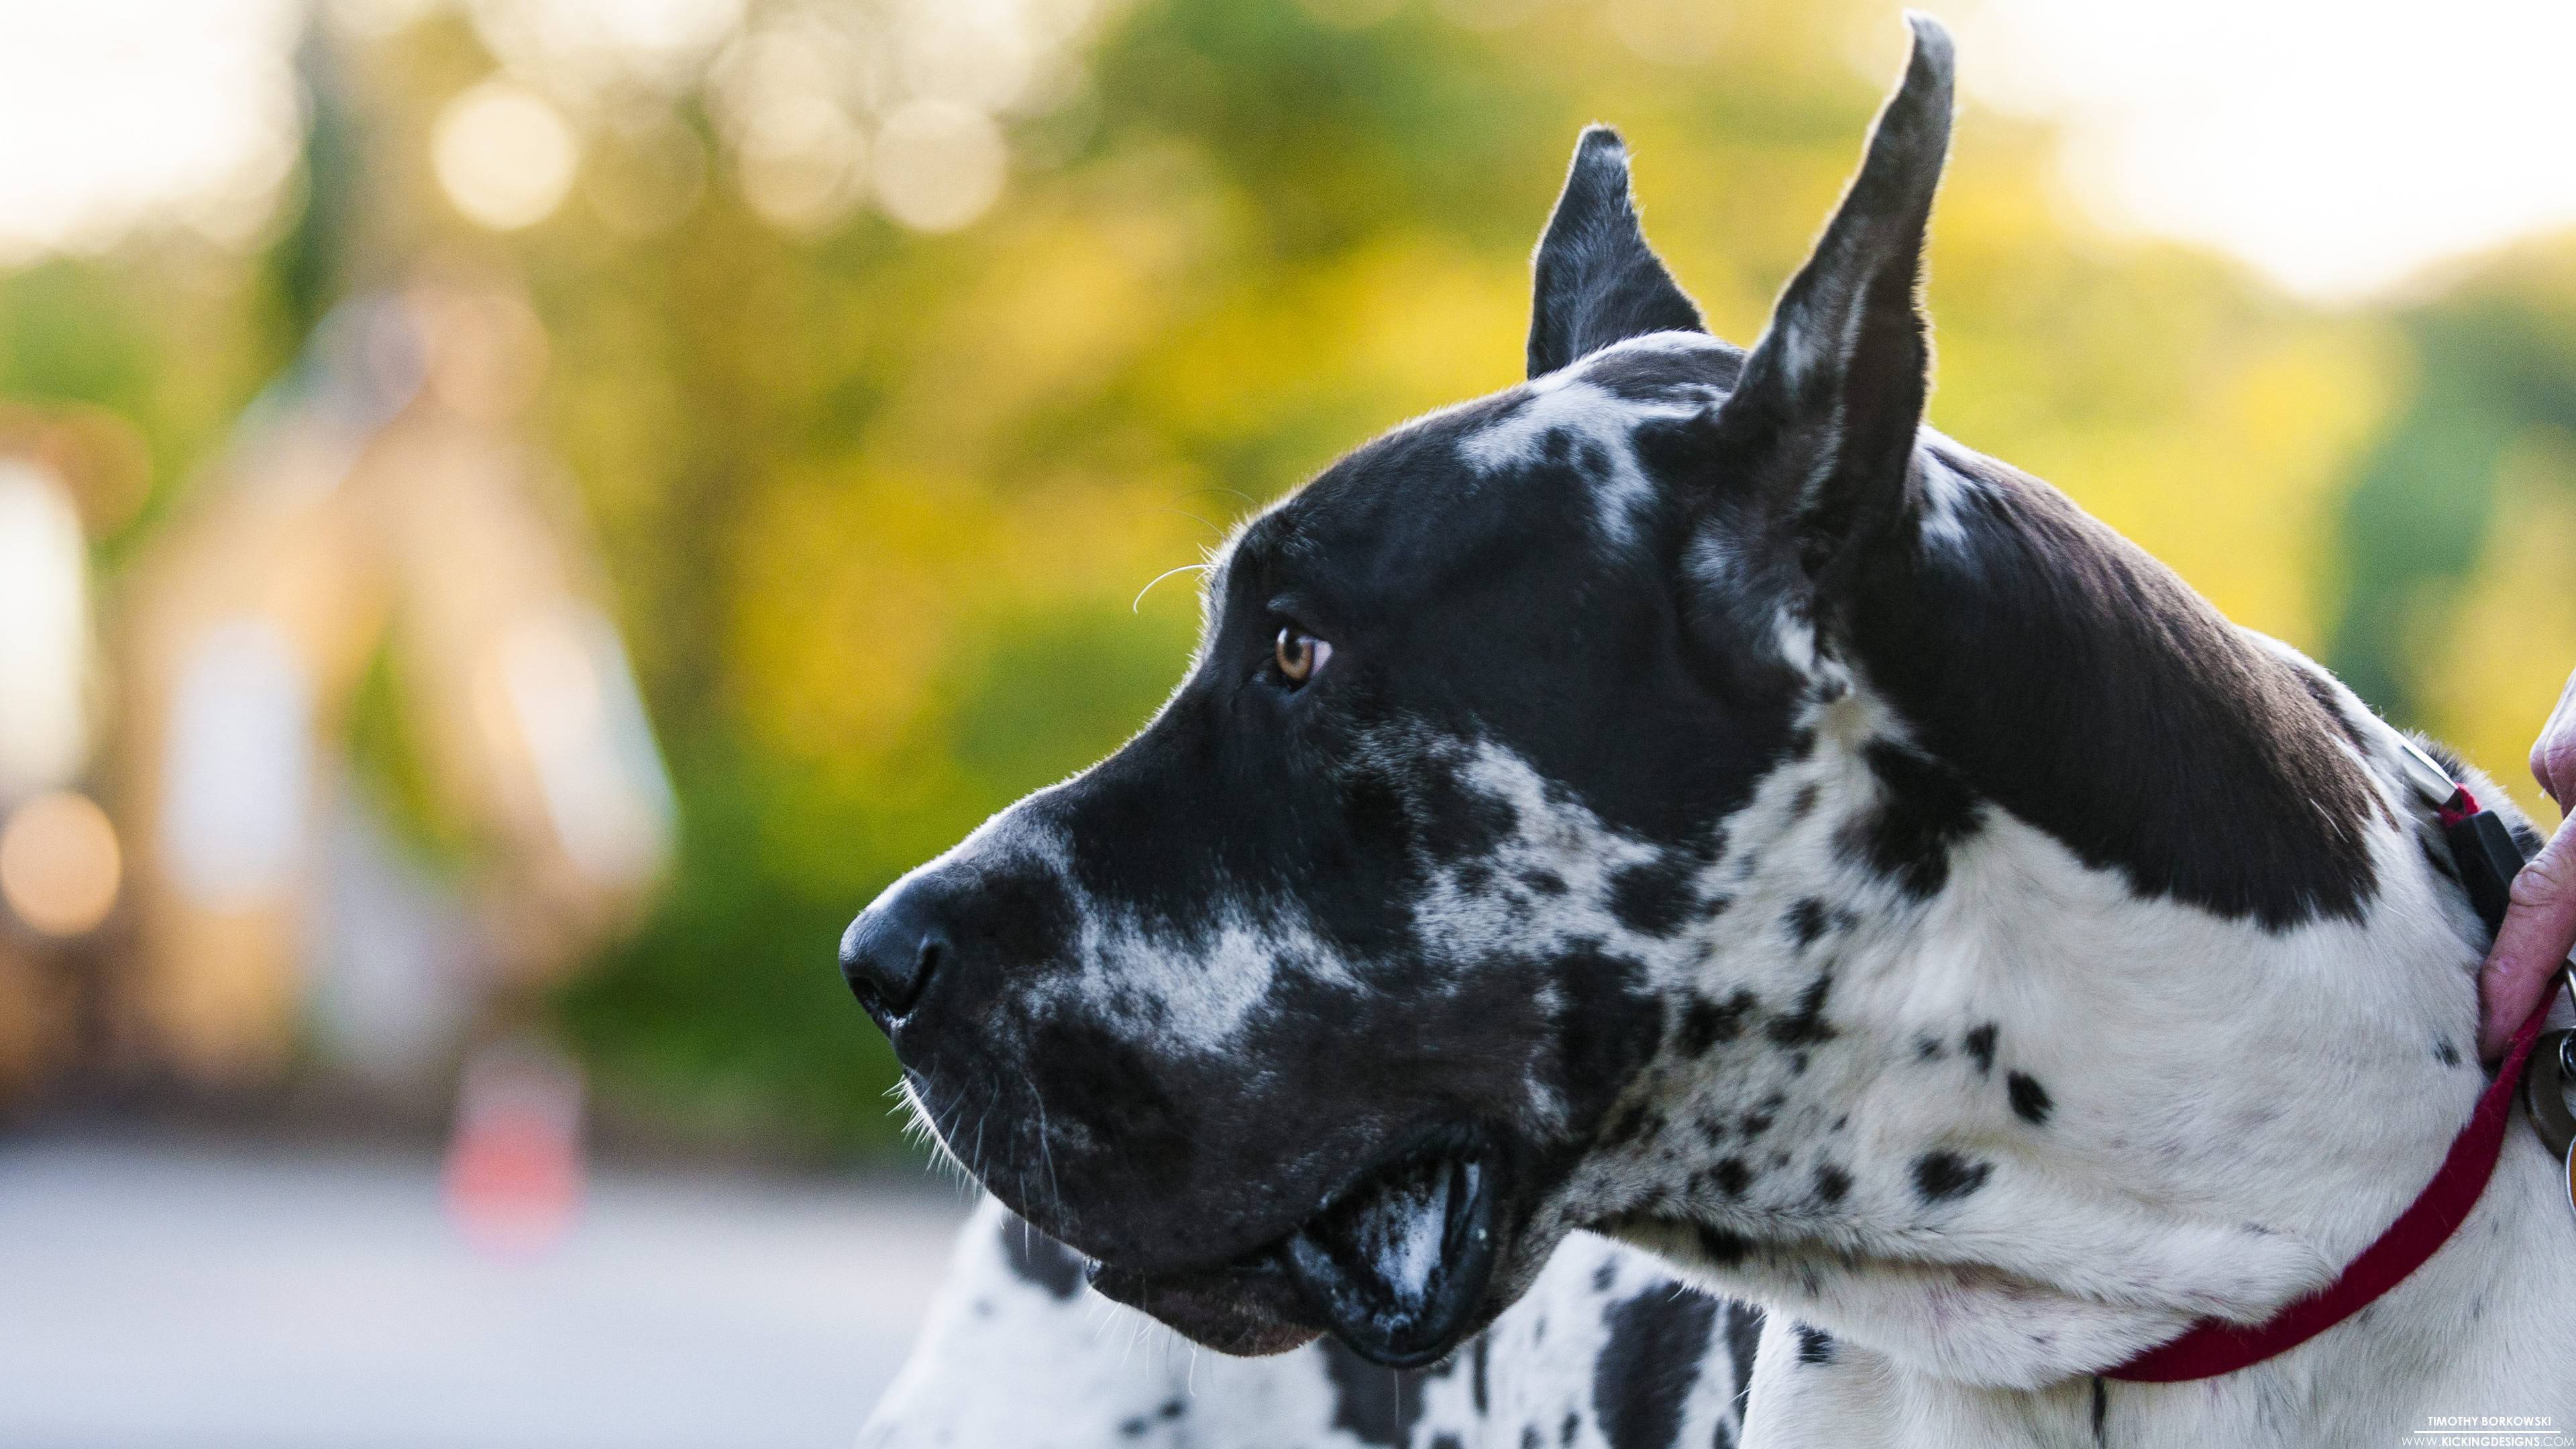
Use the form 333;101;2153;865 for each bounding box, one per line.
1274;627;1326;685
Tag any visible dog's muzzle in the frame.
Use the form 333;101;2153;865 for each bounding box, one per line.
1087;1132;1509;1368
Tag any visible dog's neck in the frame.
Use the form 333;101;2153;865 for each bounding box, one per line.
1586;441;2565;1419
1841;439;2390;937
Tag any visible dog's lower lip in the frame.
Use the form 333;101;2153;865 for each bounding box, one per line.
1083;1252;1323;1357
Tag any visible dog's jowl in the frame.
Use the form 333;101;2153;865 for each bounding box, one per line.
859;1198;1754;1449
844;17;2576;1445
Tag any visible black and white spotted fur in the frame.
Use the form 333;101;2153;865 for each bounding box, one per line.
842;19;2575;1445
863;1196;1753;1449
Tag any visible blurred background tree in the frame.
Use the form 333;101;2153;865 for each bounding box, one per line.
2;0;2569;1159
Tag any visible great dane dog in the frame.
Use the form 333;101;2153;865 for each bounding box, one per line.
842;17;2576;1446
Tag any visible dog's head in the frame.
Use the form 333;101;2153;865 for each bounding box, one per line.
843;19;1955;1368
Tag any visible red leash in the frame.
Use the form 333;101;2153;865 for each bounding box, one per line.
2110;786;2551;1383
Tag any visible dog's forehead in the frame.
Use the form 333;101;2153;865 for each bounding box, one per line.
1219;332;1741;599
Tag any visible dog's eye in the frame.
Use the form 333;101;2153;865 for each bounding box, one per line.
1273;627;1332;687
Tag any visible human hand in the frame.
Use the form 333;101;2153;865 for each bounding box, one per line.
2478;667;2576;1063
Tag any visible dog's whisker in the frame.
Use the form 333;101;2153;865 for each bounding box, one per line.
1151;506;1224;539
1129;561;1210;612
1175;484;1258;512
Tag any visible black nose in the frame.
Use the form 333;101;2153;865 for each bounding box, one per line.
840;882;949;1019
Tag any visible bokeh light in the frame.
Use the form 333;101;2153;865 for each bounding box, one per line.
467;0;747;96
433;79;581;231
1604;0;1731;64
0;790;121;938
1962;0;2576;297
898;2;1038;113
0;0;301;261
871;101;1006;233
583;106;708;236
737;89;870;232
158;619;313;913
0;462;91;796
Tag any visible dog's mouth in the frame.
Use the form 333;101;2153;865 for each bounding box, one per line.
1086;1136;1509;1368
1283;1146;1505;1366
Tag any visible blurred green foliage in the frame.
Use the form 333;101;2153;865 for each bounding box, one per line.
10;0;2575;1156
2327;246;2576;810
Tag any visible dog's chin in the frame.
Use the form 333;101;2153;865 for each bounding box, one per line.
1081;1138;1513;1370
1086;1256;1326;1357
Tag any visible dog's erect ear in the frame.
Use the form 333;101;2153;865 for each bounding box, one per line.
1526;127;1705;379
1707;15;1953;585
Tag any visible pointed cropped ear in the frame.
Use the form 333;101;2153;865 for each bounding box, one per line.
1708;15;1953;584
1526;127;1706;378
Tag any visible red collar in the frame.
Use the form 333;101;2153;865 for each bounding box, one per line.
2110;787;2546;1383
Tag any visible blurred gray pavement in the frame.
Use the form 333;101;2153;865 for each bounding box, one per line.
0;1136;969;1449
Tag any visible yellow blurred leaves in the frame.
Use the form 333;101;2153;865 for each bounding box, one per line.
1334;236;1528;417
1924;134;2402;648
417;0;2576;908
874;188;1212;474
732;472;965;773
728;456;1210;790
2059;325;2396;647
1132;229;1525;464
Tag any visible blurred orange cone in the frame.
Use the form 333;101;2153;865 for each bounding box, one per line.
442;1037;585;1256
